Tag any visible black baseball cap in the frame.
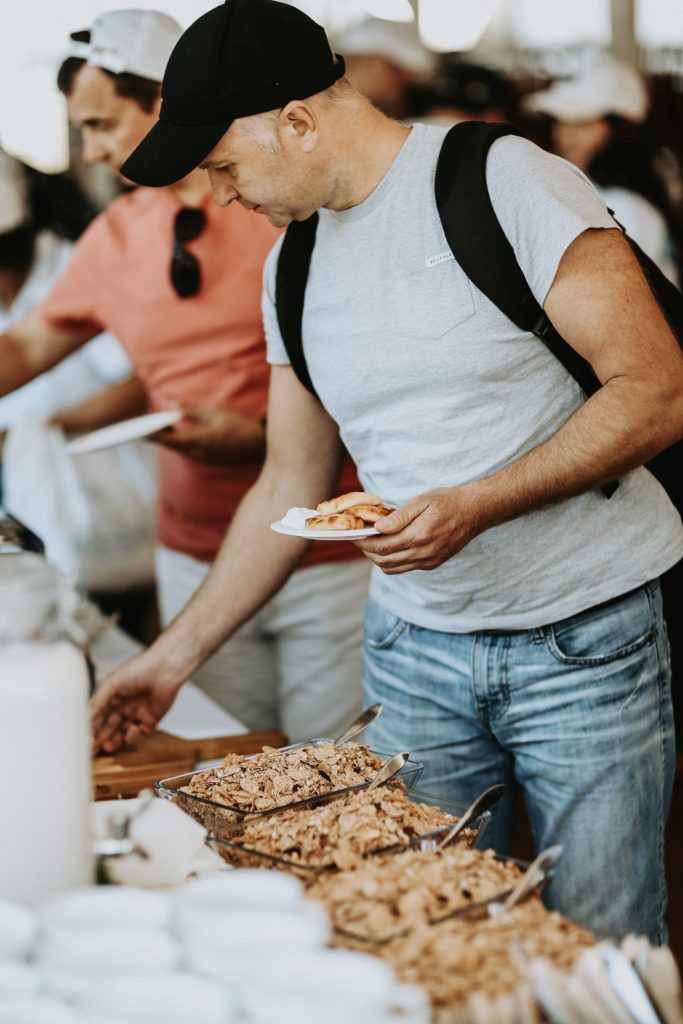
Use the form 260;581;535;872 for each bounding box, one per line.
121;0;345;187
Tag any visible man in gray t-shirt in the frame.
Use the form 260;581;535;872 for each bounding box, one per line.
92;1;683;943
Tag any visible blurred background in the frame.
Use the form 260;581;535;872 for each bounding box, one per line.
2;1;682;171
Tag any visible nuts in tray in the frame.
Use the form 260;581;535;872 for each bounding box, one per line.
181;742;385;813
307;846;525;941
214;788;459;871
369;900;595;1012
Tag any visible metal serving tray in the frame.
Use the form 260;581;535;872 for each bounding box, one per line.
331;853;541;946
204;788;492;877
156;739;424;829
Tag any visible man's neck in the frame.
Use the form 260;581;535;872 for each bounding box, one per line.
168;167;211;207
327;106;411;213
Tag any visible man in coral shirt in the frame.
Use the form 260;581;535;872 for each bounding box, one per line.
0;10;368;739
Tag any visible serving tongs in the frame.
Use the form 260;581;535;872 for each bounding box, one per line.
366;750;410;792
486;845;563;917
333;703;383;746
436;783;507;851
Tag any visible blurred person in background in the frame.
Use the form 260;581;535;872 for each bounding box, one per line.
526;56;681;285
407;59;521;127
0;8;368;740
0;145;137;497
19;154;99;243
329;16;434;119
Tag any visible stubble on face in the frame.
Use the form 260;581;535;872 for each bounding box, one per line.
204;122;327;226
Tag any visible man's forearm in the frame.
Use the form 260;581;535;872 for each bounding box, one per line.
0;314;96;397
0;335;39;396
51;375;148;434
470;373;683;531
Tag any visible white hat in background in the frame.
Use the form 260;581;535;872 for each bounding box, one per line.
330;17;435;76
525;56;649;124
0;147;30;235
69;9;183;83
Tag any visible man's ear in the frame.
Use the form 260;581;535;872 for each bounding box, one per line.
280;100;318;152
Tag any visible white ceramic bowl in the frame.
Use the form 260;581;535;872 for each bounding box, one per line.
173;870;304;912
40;887;171;932
0;960;39;997
184;906;329;971
0;997;88;1024
0;902;35;959
37;926;179;973
77;972;234;1023
241;949;403;1024
40;965;99;1001
177;897;328;942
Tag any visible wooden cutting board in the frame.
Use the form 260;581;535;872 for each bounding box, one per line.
92;728;287;800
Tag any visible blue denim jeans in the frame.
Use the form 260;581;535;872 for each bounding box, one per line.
363;581;674;943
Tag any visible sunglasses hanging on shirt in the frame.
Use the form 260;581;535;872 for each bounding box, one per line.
170;206;206;298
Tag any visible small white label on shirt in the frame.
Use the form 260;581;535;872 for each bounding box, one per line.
425;251;455;268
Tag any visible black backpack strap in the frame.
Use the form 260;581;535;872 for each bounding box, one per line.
435;121;602;399
436;120;617;497
275;212;319;398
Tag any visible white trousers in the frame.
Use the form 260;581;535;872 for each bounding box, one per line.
155;547;371;742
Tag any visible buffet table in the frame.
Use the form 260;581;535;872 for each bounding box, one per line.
2;614;680;1022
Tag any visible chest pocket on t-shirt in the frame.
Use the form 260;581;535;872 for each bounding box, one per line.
389;257;475;341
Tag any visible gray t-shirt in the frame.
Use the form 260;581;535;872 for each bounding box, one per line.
263;124;683;632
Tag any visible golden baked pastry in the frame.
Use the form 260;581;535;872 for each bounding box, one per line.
305;513;366;531
316;491;382;515
346;504;393;523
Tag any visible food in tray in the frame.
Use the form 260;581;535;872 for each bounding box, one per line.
214;788;459;871
181;742;385;814
375;900;595;1013
305;491;394;531
307;846;526;941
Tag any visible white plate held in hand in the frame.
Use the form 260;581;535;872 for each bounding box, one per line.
65;410;182;455
270;506;379;541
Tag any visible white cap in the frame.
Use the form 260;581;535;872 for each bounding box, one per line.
525;56;649;124
331;17;435;76
69;9;183;83
0;147;30;234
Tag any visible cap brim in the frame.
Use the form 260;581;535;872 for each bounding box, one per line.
120;117;231;187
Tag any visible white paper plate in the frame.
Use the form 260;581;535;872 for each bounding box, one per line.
65;410;183;455
270;519;378;541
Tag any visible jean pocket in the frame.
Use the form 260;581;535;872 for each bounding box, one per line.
546;586;655;667
364;600;409;650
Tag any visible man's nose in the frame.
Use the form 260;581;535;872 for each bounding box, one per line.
208;171;238;207
82;132;108;166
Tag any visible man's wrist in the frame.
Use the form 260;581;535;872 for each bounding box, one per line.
144;629;198;690
462;476;511;534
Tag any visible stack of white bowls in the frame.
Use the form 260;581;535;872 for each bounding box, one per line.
0;872;429;1024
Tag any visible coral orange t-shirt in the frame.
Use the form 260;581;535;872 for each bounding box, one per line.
39;187;359;567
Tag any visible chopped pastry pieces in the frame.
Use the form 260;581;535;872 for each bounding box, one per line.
379;901;595;1011
214;788;458;870
307;845;524;941
182;742;385;814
